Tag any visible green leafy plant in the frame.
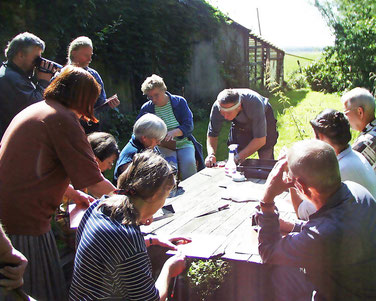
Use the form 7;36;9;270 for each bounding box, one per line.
305;0;376;92
187;259;231;301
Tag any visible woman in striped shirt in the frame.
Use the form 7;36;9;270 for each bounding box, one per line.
70;151;186;300
137;74;205;180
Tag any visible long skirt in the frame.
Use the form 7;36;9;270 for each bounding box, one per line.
9;230;68;301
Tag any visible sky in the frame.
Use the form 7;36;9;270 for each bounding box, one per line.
206;0;335;50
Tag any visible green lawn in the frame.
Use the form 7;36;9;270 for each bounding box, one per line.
284;52;322;80
193;89;353;161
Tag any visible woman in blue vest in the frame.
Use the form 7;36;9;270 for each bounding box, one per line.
137;74;204;180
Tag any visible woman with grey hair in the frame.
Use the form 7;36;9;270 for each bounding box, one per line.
137;74;204;180
113;113;167;182
65;36;120;133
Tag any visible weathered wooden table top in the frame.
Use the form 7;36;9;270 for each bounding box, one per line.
141;167;295;264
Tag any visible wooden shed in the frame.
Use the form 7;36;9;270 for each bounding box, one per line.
248;32;285;88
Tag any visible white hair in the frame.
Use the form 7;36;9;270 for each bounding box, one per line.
341;87;375;117
133;113;167;141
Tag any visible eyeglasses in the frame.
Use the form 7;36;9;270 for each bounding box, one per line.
147;92;162;101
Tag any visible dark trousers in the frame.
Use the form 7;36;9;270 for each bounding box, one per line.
228;103;278;159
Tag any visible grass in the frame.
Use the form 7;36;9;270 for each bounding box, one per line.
284;52;322;80
269;89;344;157
193;89;350;162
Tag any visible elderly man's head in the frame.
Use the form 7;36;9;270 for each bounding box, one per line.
216;89;242;121
341;87;375;131
5;32;45;73
287;140;341;197
133;113;167;149
68;36;93;68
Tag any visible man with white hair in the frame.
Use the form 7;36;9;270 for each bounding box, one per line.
257;140;376;300
205;88;278;167
0;32;55;138
342;87;376;170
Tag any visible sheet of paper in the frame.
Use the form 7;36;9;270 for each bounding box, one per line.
166;234;225;259
222;182;265;202
69;204;87;229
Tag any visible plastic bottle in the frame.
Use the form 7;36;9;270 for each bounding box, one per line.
225;144;238;177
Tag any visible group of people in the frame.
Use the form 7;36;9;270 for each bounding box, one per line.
0;30;375;301
256;87;376;300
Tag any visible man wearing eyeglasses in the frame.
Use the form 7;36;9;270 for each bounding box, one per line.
341;87;376;171
0;32;55;139
205;88;278;167
257;139;376;300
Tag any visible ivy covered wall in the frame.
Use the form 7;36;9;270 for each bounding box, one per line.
0;0;249;114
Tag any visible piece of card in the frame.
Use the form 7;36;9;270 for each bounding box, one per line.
166;234;225;259
69;204;87;229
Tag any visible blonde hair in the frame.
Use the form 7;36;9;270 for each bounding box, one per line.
141;74;167;95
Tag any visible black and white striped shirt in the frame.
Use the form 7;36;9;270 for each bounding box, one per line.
69;199;159;301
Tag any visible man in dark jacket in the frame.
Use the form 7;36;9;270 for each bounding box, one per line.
0;32;55;139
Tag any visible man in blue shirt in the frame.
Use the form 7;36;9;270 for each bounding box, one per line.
67;36;120;133
257;139;376;300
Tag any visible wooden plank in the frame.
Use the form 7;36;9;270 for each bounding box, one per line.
142;167;296;263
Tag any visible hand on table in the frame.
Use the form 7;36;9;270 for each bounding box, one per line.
149;236;192;250
205;154;216;167
0;248;27;290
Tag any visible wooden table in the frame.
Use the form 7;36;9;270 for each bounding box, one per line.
141;167;295;263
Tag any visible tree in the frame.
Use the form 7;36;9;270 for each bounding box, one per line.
305;0;376;93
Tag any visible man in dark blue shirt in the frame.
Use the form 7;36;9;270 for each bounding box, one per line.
67;36;120;133
257;139;376;300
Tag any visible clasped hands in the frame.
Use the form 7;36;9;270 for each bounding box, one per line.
262;158;295;204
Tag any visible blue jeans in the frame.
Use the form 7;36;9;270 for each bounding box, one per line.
158;146;197;180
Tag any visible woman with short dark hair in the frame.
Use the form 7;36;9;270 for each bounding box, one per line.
88;132;119;172
0;66;116;300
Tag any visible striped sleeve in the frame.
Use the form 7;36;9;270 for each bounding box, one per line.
115;252;159;301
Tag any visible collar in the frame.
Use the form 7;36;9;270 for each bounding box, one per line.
362;119;376;134
4;60;31;78
131;134;146;150
309;183;352;219
337;145;351;161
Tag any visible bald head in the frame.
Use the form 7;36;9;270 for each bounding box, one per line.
287;140;341;194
